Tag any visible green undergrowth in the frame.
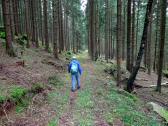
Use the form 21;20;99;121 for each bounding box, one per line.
0;31;6;39
74;79;94;125
48;75;70;126
163;70;168;78
9;86;28;102
15;98;31;114
61;51;74;61
48;75;64;89
95;82;164;126
0;82;46;113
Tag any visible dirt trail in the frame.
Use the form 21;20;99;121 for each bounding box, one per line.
58;58;111;126
59;59;89;126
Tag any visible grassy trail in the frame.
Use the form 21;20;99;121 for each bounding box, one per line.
48;53;165;126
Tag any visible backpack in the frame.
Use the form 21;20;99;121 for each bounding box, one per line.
70;62;78;74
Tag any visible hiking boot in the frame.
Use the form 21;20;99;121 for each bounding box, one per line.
77;86;80;90
71;89;75;92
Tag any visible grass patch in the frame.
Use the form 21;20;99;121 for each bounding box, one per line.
103;88;164;126
0;95;6;104
76;89;94;109
48;118;58;126
31;82;45;93
74;82;94;125
10;86;27;102
47;88;70;125
48;75;64;88
15;98;30;114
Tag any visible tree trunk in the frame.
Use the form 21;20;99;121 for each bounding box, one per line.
25;0;30;48
131;0;135;71
122;0;126;60
53;0;59;58
147;10;152;75
126;0;131;71
117;0;122;86
2;0;16;56
153;0;159;72
43;0;49;51
126;0;153;93
156;0;167;93
105;0;109;61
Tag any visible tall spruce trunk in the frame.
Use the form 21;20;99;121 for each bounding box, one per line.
147;11;152;75
2;0;16;56
156;0;167;93
43;0;49;51
126;0;131;71
117;0;122;86
53;0;59;58
25;0;30;48
127;0;153;93
131;0;135;71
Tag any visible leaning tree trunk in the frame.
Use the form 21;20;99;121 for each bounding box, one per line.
156;0;167;93
2;0;16;56
131;0;135;71
127;0;153;93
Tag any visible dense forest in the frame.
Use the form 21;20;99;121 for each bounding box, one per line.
0;0;168;125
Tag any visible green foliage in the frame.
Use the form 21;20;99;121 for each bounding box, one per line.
0;32;6;39
16;34;28;46
31;82;45;93
15;98;30;114
76;89;94;109
10;86;27;101
62;51;74;60
48;118;58;126
0;95;6;104
48;76;64;88
163;70;168;78
104;88;163;126
48;47;52;53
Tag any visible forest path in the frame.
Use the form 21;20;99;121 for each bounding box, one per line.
58;54;111;126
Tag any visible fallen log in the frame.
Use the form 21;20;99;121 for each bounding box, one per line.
147;102;168;123
135;82;168;88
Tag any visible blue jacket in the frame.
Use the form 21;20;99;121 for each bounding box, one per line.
68;60;82;75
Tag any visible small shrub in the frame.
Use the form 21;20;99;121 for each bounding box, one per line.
48;76;64;88
163;70;168;78
48;48;52;53
0;95;6;104
62;51;74;60
10;86;27;101
0;32;6;39
31;83;45;93
16;34;28;46
15;98;30;113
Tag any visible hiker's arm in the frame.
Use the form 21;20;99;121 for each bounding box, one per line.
78;63;82;75
68;63;71;73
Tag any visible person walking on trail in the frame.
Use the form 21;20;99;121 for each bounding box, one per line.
68;56;82;92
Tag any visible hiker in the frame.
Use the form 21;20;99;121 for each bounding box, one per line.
68;56;82;92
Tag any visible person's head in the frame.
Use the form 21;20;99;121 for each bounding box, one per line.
72;56;77;60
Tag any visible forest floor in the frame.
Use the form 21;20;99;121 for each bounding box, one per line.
0;44;167;126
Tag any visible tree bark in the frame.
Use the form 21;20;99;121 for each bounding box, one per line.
127;0;153;93
156;0;167;93
43;0;49;51
53;0;59;58
117;0;122;86
2;0;16;56
126;0;131;71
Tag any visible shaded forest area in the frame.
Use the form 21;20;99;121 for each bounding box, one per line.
0;0;168;125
